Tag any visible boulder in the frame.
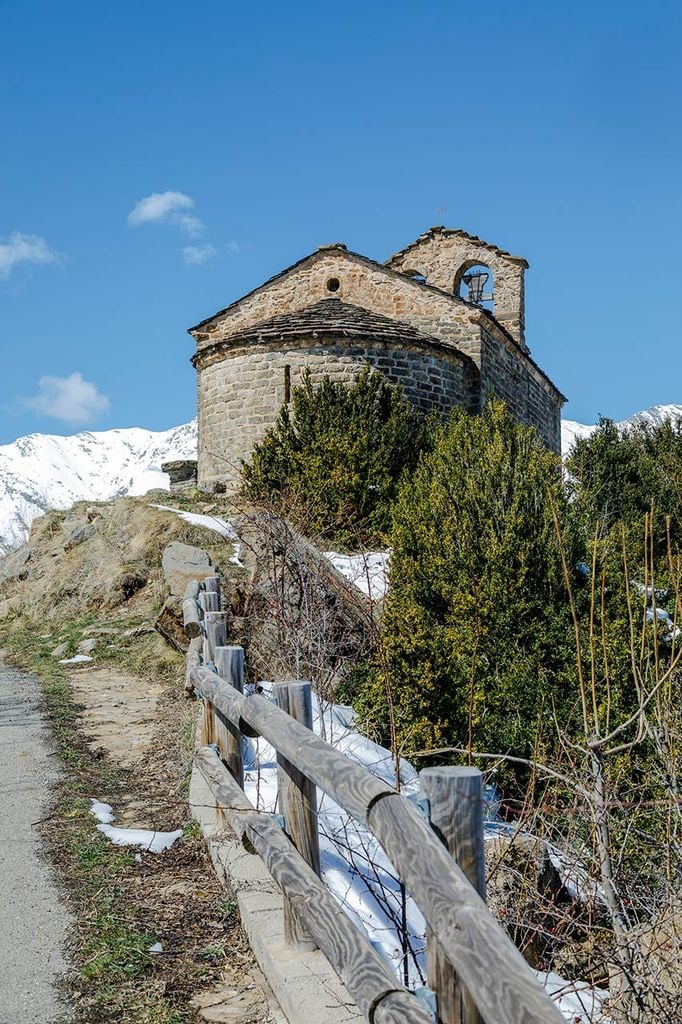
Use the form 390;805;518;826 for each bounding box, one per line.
161;459;197;492
51;641;69;658
0;545;31;583
63;522;96;552
77;638;97;655
161;541;213;597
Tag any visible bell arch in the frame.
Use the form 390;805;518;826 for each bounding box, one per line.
453;260;495;312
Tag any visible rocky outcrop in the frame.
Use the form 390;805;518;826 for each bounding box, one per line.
162;541;214;597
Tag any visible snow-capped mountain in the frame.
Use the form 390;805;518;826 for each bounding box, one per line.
561;404;682;457
0;420;197;553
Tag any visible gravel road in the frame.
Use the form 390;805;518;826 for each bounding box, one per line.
0;659;72;1024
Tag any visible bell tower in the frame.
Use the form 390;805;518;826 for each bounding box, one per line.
386;226;529;351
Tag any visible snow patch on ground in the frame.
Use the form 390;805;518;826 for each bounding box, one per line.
97;824;183;853
58;654;93;665
237;688;606;1020
537;971;610;1023
324;550;391;601
89;799;182;853
90;799;115;824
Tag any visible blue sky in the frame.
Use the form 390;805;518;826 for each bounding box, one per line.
1;0;681;443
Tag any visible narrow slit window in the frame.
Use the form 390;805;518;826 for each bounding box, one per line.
284;364;291;403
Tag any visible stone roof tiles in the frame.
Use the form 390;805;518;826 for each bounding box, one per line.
194;297;462;355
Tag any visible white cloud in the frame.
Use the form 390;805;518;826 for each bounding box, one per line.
176;214;204;237
23;372;110;425
182;243;218;266
226;240;241;254
0;232;60;279
127;191;204;235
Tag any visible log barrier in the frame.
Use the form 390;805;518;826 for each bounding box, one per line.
183;575;564;1024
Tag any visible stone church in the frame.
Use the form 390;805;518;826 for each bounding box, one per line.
189;226;565;490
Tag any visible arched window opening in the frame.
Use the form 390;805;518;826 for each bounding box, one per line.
454;262;494;311
403;268;428;285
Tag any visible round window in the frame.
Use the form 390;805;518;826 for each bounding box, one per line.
326;277;340;293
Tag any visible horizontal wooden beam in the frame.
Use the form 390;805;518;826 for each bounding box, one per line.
182;597;202;638
196;747;432;1024
192;668;563;1024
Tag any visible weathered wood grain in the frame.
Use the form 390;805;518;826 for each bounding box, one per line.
368;795;564;1024
195;747;432;1024
273;681;321;951
421;767;486;1024
182;597;202;638
241;694;394;823
199;590;219;615
203;575;221;602
374;992;433;1024
214;646;244;788
204;611;228;663
185;635;202;694
200;697;215;746
190;666;246;728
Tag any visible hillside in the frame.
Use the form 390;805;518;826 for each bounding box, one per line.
0;420;197;553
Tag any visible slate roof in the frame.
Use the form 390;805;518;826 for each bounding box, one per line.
193;298;461;355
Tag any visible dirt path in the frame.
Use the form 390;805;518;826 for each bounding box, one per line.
0;659;72;1024
68;664;164;768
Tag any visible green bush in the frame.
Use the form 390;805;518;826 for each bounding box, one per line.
567;414;682;554
242;367;431;546
356;399;581;764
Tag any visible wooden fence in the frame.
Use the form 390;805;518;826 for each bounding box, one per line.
184;574;565;1024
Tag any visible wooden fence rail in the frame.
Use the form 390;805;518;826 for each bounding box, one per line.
184;575;564;1024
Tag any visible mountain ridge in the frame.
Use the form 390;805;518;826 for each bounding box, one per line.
0;420;197;553
560;403;682;457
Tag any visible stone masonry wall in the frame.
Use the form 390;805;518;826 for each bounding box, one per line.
386;230;527;348
197;334;468;489
192;248;557;408
478;324;561;452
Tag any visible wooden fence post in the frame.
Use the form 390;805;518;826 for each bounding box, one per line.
199;590;219;616
203;610;228;664
214;645;244;788
420;767;486;1024
203;574;221;603
273;680;321;952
